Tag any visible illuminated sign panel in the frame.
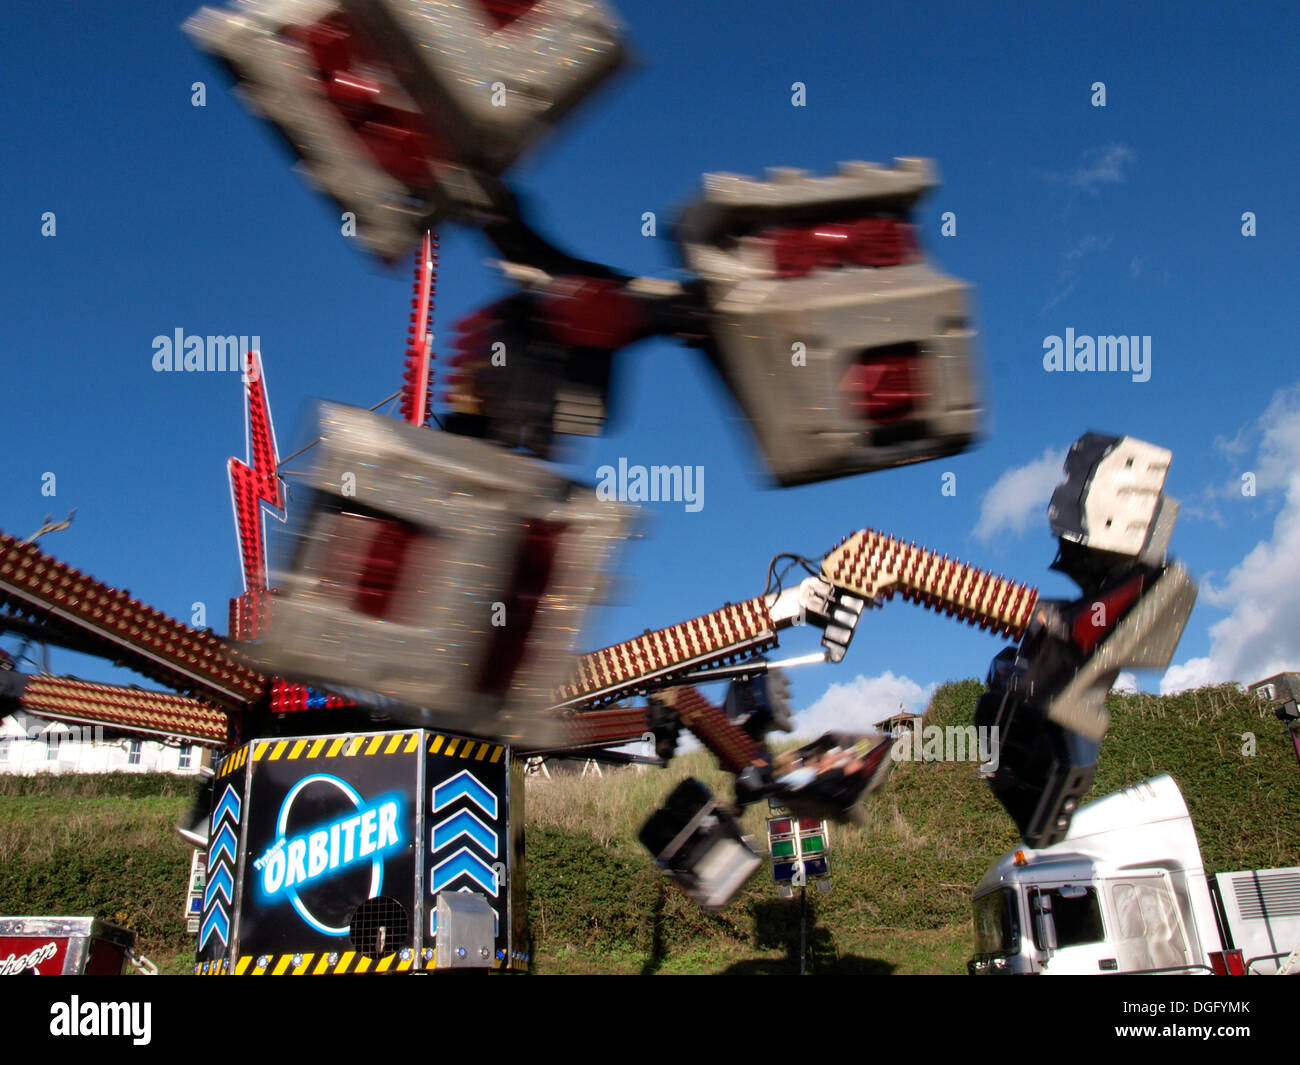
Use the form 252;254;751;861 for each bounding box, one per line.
766;803;831;894
253;777;405;934
196;728;527;973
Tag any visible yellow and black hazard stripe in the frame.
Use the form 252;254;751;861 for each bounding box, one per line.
218;730;507;777
425;733;505;764
246;731;506;765
232;950;418;975
200;951;520;974
215;745;249;778
250;731;422;764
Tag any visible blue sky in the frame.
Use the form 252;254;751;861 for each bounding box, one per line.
4;0;1299;735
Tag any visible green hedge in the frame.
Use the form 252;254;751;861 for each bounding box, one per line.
2;681;1295;972
0;771;200;799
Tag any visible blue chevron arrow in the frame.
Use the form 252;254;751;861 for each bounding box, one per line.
431;847;499;897
432;770;497;818
212;784;241;827
203;864;233;908
199;904;229;949
432;808;498;857
211;822;238;865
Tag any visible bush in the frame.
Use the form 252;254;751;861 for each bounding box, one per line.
0;772;200;800
3;681;1295;973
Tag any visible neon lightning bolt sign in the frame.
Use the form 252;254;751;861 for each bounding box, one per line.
227;350;285;639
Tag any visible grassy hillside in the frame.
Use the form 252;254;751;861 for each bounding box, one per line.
526;681;1299;971
1;682;1296;974
0;772;196;971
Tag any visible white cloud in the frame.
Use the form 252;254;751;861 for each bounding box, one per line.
1037;146;1134;311
1040;281;1076;314
973;447;1065;543
1042;235;1113;312
1159;657;1224;694
791;671;935;739
1184;387;1300;525
1065;234;1113;261
1161;383;1300;692
1065;144;1135;193
1112;671;1140;694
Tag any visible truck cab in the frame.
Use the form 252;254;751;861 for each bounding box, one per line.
969;775;1225;975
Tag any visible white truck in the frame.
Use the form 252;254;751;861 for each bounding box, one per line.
968;774;1299;975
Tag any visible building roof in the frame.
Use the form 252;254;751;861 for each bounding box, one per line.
17;675;229;746
1248;673;1300;698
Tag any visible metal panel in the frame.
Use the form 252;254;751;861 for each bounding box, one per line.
1215;867;1300;974
236;731;421;965
197;727;519;974
197;751;246;969
341;0;627;173
0;917;133;975
1227;869;1300;920
675;159;981;487
257;403;631;746
434;892;495;969
423;735;513;967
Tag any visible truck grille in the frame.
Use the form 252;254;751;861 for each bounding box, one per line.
1230;871;1300;920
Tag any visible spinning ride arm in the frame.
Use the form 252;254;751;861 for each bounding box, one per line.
558;435;1196;870
549;527;1041;800
0;531;265;713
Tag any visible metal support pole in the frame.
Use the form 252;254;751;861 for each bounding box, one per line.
799;884;807;975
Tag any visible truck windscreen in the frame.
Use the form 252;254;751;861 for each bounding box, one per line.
973;889;1019;957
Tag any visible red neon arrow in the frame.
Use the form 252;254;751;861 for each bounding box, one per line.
227;351;285;635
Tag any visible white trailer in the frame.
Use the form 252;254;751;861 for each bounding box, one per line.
968;774;1299;974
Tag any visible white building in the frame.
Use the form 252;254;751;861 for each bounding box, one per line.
0;710;207;776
